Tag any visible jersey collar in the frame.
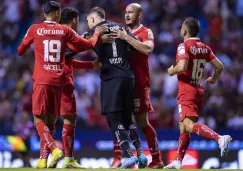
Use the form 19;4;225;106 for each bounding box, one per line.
44;21;57;24
131;24;143;34
184;37;200;42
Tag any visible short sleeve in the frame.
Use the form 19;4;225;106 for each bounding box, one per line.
141;29;154;42
176;43;189;61
207;47;216;62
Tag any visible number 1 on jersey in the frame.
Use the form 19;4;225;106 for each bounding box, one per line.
43;40;61;62
112;41;118;57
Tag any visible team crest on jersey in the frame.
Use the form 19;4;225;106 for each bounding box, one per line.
177;43;185;55
148;29;154;40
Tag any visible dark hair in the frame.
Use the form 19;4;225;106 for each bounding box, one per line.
88;7;105;19
184;17;200;37
60;7;79;24
43;1;61;14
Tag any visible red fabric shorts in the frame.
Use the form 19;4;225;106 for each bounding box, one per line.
178;87;204;122
32;83;62;116
133;86;154;115
60;83;77;116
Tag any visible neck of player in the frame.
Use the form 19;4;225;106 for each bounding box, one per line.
184;35;193;42
45;18;58;23
128;21;140;32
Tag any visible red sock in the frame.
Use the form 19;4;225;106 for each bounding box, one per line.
40;124;56;159
142;124;161;161
176;133;190;161
62;124;75;157
192;123;219;141
113;138;122;160
36;121;57;152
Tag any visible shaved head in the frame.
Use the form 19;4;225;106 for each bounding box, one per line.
127;3;143;13
125;3;142;27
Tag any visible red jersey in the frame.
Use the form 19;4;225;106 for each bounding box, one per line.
129;25;154;87
64;56;93;86
18;21;98;86
176;38;216;93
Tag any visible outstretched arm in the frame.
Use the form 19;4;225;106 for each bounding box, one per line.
112;28;154;56
67;25;107;52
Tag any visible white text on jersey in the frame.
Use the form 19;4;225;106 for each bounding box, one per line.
190;46;208;55
43;64;61;71
37;28;64;36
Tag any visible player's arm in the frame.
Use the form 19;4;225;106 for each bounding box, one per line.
168;59;188;76
206;58;224;84
73;59;102;70
67;25;107;52
112;28;154;56
17;26;34;55
168;43;189;76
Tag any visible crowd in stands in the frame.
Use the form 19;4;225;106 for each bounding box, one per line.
0;0;243;135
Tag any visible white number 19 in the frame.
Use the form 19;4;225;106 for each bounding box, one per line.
43;40;61;62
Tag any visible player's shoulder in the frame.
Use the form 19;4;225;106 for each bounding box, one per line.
137;25;154;40
177;43;187;55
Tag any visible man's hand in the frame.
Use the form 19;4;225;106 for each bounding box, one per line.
101;34;115;43
111;27;128;40
167;65;174;76
95;25;108;35
205;77;217;84
92;60;102;70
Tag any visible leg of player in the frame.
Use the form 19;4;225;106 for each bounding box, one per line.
164;122;189;169
111;138;123;168
123;112;148;168
62;115;86;168
106;113;138;169
34;115;63;168
183;116;232;157
134;113;164;168
35;117;57;168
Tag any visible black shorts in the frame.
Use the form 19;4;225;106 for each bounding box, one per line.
101;77;134;114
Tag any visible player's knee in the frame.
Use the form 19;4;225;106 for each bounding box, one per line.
33;115;46;125
63;116;76;127
183;117;195;132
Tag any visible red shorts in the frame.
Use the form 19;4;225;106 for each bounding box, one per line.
32;83;62;116
133;86;154;115
178;87;204;122
60;83;77;116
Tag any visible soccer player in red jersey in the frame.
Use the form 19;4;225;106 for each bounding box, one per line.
110;3;164;168
163;17;232;169
17;1;105;168
35;6;102;168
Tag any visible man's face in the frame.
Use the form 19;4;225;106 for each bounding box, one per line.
87;15;95;29
180;22;186;38
125;5;139;26
72;16;79;31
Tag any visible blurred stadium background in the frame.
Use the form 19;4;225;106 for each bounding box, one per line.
0;0;243;169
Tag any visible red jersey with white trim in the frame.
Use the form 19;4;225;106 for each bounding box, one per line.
18;21;98;86
176;38;216;92
129;25;154;87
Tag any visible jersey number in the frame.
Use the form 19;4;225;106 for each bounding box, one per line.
43;40;61;62
112;42;118;57
192;59;206;81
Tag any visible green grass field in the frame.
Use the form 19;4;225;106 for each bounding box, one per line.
0;169;242;171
